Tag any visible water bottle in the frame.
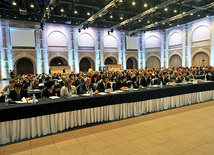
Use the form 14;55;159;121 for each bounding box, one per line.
32;94;36;104
205;74;207;82
183;77;185;85
90;88;93;97
173;80;175;86
27;87;30;94
160;81;163;88
110;84;113;94
6;87;10;95
129;84;133;92
5;95;9;106
69;90;72;99
55;80;57;85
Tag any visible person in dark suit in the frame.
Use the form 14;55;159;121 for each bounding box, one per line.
8;83;30;101
77;77;99;94
74;73;85;87
116;76;128;90
23;77;39;90
97;76;111;92
158;72;170;85
42;81;57;98
141;72;151;87
131;75;139;88
59;76;66;87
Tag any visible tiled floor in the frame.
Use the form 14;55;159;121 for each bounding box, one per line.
1;81;214;155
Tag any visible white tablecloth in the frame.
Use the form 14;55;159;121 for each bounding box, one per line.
1;90;214;144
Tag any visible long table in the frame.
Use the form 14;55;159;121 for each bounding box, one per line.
0;81;214;144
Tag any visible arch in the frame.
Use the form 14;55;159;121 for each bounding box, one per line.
126;57;138;69
79;57;95;71
78;33;95;47
13;53;37;75
49;57;68;66
48;31;67;46
103;35;118;48
192;52;210;67
191;25;211;42
49;54;69;65
145;36;161;48
168;32;182;46
146;56;160;68
191;48;211;60
15;58;34;75
169;54;182;68
104;56;118;65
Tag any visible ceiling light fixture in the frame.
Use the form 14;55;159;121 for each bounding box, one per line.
174;9;177;13
12;1;16;6
132;1;136;6
87;12;90;16
190;13;193;15
139;19;141;22
164;8;168;11
144;3;147;7
30;4;34;8
61;8;64;12
120;16;123;20
110;15;113;18
74;10;78;14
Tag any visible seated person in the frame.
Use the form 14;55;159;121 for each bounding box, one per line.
131;75;139;88
77;77;99;94
141;72;151;87
8;83;30;101
170;71;182;83
158;72;169;85
60;78;77;96
22;77;29;85
74;73;85;87
42;81;57;98
97;76;111;92
2;79;15;92
23;77;39;90
59;76;66;87
182;72;190;82
116;76;128;90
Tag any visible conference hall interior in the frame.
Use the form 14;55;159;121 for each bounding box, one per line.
0;0;214;155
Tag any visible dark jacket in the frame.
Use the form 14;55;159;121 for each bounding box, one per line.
8;89;29;101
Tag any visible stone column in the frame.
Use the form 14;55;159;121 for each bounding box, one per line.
42;28;49;74
73;28;79;73
35;25;42;74
186;23;192;67
5;21;13;72
165;30;169;68
138;33;142;69
0;19;7;79
100;30;104;67
161;31;165;68
121;32;126;70
94;30;100;71
210;17;214;66
182;25;187;67
67;27;73;71
118;32;122;65
142;33;146;69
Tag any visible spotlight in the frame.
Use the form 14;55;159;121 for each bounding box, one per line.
87;12;90;16
12;1;16;6
190;13;193;16
144;3;147;7
83;25;86;30
108;31;110;35
174;10;177;13
132;1;136;5
110;15;113;18
164;8;168;11
30;4;34;8
61;8;64;12
139;19;141;22
147;20;150;23
110;29;114;33
74;10;78;14
78;29;81;33
120;16;123;20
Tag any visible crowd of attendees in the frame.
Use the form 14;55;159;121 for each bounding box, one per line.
2;66;214;101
